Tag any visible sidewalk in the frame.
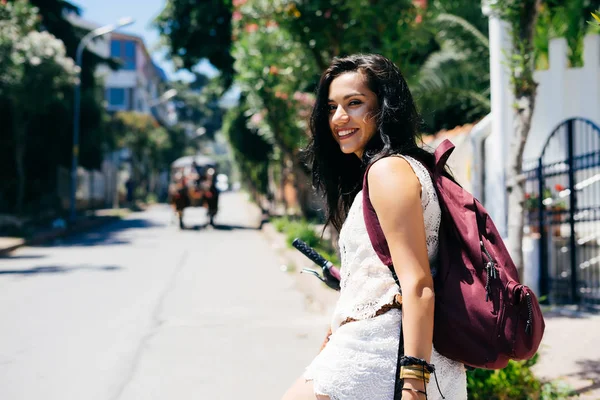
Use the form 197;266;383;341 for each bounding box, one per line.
0;208;127;256
533;307;600;399
260;221;600;399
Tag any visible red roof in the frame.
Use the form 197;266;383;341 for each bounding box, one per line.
421;123;475;145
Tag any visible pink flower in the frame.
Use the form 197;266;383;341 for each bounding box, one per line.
232;11;242;21
245;23;259;33
250;113;263;125
293;91;315;106
233;0;247;7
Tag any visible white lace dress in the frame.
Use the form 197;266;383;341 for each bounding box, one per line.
304;156;467;400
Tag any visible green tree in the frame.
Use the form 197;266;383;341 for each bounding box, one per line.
110;112;171;200
171;75;226;142
222;98;273;197
0;1;77;214
492;0;540;277
1;0;119;214
535;0;600;68
155;0;235;88
414;8;491;131
6;0;116;171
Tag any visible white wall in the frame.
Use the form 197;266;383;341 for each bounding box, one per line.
104;70;137;87
524;34;600;161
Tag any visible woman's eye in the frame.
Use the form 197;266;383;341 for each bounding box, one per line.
349;100;362;106
327;104;337;113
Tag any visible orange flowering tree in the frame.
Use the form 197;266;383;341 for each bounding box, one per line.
157;0;493;215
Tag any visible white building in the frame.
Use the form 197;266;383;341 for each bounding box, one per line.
103;31;175;125
67;15;176;125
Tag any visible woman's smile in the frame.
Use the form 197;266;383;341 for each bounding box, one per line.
337;128;359;140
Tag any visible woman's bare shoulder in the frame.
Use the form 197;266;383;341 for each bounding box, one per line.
367;156;420;200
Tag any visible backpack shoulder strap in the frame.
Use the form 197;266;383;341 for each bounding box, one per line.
362;142;455;281
433;139;455;177
362;161;394;268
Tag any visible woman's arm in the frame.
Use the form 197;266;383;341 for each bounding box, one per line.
368;157;435;395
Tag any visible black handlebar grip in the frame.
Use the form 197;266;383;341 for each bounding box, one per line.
292;238;330;268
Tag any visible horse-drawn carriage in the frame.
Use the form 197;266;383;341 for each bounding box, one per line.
168;155;219;228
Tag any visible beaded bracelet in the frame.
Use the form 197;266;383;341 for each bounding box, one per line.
399;356;435;373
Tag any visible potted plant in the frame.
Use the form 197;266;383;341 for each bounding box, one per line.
524;185;566;236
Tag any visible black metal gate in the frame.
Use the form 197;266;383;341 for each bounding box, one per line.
524;118;600;308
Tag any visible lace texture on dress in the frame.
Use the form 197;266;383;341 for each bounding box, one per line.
332;155;441;329
304;155;467;400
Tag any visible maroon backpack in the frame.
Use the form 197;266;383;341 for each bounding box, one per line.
362;139;545;369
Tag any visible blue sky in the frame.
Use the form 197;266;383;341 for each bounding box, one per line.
73;0;217;81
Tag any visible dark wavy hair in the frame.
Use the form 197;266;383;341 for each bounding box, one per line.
305;53;438;232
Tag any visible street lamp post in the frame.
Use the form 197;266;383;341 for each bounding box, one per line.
70;17;134;223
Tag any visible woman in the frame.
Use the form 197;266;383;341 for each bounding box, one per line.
281;54;467;400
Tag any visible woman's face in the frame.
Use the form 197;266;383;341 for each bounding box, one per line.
327;71;378;158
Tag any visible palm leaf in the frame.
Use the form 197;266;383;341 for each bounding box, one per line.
435;13;489;48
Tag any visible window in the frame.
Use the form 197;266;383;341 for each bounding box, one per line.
110;39;136;70
124;41;136;69
107;88;126;108
110;41;120;58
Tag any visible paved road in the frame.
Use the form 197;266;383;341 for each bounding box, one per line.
0;192;330;400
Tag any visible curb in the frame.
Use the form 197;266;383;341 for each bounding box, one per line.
0;215;121;256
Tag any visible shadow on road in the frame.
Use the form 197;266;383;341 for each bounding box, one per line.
41;217;162;249
180;222;264;231
0;254;46;260
568;359;600;396
0;264;123;276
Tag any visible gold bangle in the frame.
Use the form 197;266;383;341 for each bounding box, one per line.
400;371;430;384
400;367;430;376
400;370;430;378
401;366;431;375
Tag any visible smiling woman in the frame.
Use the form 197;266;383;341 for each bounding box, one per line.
281;54;467;400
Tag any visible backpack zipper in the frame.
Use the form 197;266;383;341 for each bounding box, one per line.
525;291;533;335
480;241;498;301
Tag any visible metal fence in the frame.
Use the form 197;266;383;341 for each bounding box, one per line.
524;118;600;308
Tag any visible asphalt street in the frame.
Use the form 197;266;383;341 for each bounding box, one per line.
0;192;331;400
